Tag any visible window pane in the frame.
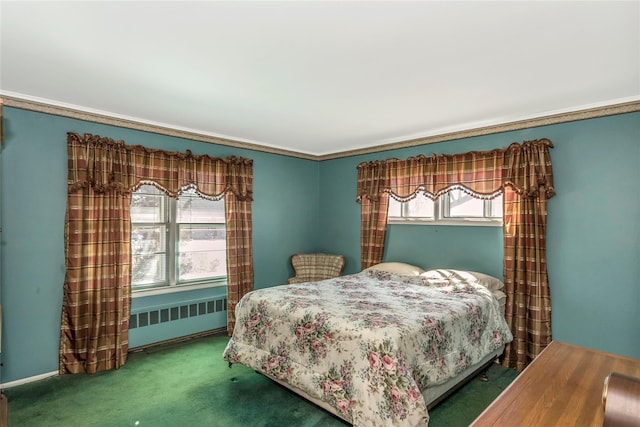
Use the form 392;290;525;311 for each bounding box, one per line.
388;192;434;218
179;225;226;246
406;193;435;218
132;254;166;285
448;190;484;217
490;195;503;218
131;226;166;255
131;186;166;223
177;191;225;223
388;197;402;217
178;225;227;282
131;225;167;286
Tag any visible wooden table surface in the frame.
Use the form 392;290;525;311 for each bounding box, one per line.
471;341;640;427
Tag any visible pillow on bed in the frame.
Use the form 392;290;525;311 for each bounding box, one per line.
420;269;504;291
361;262;425;276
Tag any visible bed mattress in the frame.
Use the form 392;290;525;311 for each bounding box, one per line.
223;270;512;426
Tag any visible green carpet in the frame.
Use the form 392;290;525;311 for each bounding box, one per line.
5;334;517;426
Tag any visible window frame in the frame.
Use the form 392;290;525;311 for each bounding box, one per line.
130;185;227;297
387;189;503;227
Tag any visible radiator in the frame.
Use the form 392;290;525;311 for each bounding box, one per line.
129;297;227;329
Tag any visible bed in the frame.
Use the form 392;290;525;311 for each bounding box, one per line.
222;263;513;426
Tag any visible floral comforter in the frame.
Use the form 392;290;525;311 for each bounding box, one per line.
223;270;513;426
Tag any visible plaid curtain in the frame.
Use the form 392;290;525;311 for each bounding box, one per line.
356;159;391;268
502;140;555;370
225;192;254;335
360;194;390;269
60;189;132;374
356;139;555;369
61;132;253;374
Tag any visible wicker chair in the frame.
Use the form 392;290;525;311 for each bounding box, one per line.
287;253;345;284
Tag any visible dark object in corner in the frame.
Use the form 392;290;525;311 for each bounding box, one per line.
602;372;640;427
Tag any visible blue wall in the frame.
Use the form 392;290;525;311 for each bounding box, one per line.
1;106;638;384
0;107;319;383
319;112;640;360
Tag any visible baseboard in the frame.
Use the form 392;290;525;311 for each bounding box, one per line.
1;371;58;390
0;328;227;390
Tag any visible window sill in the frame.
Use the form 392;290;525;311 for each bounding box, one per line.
388;219;503;227
132;281;226;298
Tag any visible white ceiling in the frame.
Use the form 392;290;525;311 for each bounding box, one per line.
1;1;639;156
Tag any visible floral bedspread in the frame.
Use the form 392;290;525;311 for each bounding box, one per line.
223;270;513;427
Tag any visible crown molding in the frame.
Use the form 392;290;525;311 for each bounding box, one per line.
0;95;317;161
318;100;640;161
2;95;638;162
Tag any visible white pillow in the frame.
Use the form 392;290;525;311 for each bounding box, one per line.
420;269;504;291
361;262;425;276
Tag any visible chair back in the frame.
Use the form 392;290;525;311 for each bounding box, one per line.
288;253;345;284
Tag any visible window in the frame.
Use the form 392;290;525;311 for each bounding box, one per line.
130;184;226;292
388;188;503;226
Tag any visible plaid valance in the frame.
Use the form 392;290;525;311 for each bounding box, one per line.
356;138;555;202
67;132;253;201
